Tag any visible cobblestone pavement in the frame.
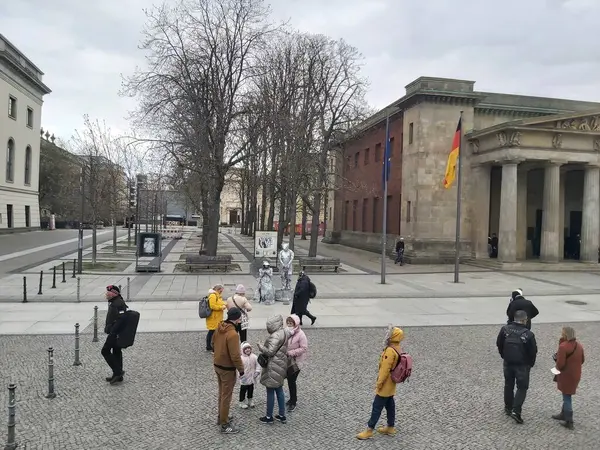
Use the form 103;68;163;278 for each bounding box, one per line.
1;323;599;449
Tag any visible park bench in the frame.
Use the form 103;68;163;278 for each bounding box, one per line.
298;257;341;273
185;255;233;272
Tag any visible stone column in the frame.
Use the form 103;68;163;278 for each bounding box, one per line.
472;164;491;259
516;168;528;260
498;162;518;262
559;171;565;260
581;165;600;263
540;162;562;262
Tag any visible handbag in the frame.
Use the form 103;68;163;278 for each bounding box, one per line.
233;298;249;331
287;358;300;378
553;342;577;382
258;336;286;368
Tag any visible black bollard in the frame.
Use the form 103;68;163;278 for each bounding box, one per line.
73;323;81;366
38;270;43;295
92;306;99;343
4;384;17;450
46;347;56;399
62;261;66;283
52;266;57;289
72;259;76;278
22;276;27;303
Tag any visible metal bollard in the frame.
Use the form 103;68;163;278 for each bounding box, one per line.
76;277;81;303
118;284;122;293
92;306;98;343
38;270;43;295
72;259;76;278
62;261;66;283
52;266;57;289
73;323;81;366
126;277;131;302
46;347;56;399
4;383;17;450
22;276;27;303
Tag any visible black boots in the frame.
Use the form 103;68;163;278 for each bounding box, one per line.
551;407;564;421
561;411;574;429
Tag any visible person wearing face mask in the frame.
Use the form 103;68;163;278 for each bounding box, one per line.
102;285;128;384
285;314;308;412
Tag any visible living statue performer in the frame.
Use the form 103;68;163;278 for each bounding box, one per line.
256;261;275;305
278;243;294;291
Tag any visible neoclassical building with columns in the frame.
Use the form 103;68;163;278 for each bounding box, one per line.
332;76;600;266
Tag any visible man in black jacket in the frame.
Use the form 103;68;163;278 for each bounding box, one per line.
102;285;128;384
291;272;316;326
506;290;539;329
496;310;538;424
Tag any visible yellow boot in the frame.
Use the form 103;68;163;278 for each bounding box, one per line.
356;428;374;440
377;426;397;435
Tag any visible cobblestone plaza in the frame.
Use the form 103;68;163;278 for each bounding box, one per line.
1;323;599;449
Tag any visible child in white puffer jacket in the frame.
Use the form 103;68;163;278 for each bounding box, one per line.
239;341;260;408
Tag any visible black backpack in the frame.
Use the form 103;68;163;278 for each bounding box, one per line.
308;281;317;299
503;327;528;365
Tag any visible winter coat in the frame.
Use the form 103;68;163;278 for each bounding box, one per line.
227;294;252;313
506;296;539;329
286;314;308;369
212;321;244;373
206;289;227;331
556;339;585;395
293;276;311;313
376;327;404;397
257;315;288;389
240;342;260;385
104;296;128;334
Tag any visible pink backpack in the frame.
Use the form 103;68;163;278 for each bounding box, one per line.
390;348;413;383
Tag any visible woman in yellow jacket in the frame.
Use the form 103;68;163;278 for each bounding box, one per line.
357;326;404;440
205;284;227;352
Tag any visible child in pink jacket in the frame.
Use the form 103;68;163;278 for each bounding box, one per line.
285;314;308;412
239;342;260;408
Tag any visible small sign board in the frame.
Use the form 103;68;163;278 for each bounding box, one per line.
254;231;277;258
138;232;161;258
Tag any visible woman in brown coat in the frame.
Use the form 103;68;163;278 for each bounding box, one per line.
552;326;584;429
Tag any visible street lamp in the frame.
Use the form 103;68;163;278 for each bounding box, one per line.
77;166;85;274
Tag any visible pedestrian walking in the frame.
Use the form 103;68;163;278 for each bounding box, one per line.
101;285;128;384
285;314;308;412
238;342;260;409
552;326;584;429
496;310;538;424
506;290;539;329
226;284;252;343
206;285;227;353
257;315;289;424
291;271;317;326
395;238;404;265
357;325;405;440
212;307;245;434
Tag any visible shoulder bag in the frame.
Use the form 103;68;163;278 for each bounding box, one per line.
232;297;249;331
258;334;286;368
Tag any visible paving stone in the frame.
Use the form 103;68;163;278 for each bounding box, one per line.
0;323;599;449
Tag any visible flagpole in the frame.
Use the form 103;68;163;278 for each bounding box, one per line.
381;115;390;285
453;110;464;283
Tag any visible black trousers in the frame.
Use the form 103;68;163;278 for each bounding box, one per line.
236;323;247;343
287;369;300;405
101;335;123;376
291;304;315;325
239;384;254;401
206;330;215;351
503;364;530;414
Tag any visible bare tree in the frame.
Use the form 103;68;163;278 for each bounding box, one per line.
123;0;278;255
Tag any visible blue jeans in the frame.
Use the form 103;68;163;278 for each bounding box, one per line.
266;386;286;418
367;395;395;429
562;393;573;413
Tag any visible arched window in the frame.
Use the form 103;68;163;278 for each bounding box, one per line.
25;146;32;185
6;139;14;182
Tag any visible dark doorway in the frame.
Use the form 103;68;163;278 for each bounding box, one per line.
533;209;542;257
6;205;13;228
229;209;238;225
565;210;582;260
25;206;30;228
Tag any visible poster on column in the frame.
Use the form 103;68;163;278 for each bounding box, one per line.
254;231;278;258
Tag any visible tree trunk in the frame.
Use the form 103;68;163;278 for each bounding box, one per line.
267;190;276;231
240;174;246;233
322;191;329;238
308;191;322;257
204;202;220;256
301;201;307;240
276;193;287;250
112;215;117;254
92;223;98;263
260;182;267;231
289;191;297;251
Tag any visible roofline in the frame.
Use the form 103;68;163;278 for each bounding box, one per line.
0;34;45;74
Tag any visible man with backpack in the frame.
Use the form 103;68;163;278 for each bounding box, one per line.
496;310;538;424
291;271;317;326
506;290;539;330
102;285;128;385
357;326;411;440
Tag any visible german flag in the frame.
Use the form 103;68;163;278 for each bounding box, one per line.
443;117;462;189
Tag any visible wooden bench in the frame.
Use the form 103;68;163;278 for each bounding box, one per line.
185;255;233;272
298;257;341;273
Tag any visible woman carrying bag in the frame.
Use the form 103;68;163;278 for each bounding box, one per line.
552;326;584;429
285;314;308;412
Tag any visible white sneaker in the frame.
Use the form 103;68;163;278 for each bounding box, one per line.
239;402;248;409
248;399;255;408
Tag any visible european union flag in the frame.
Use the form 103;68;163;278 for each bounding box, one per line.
382;115;391;187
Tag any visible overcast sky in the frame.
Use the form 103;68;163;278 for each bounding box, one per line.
1;0;599;140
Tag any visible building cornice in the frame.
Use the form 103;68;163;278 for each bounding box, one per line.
0;51;51;95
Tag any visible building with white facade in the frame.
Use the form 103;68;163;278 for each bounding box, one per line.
0;34;51;230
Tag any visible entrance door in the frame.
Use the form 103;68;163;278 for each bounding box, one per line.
533;209;542;257
6;205;13;228
229;209;238;225
567;211;582;260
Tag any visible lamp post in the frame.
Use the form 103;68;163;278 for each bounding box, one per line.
77;166;85;274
